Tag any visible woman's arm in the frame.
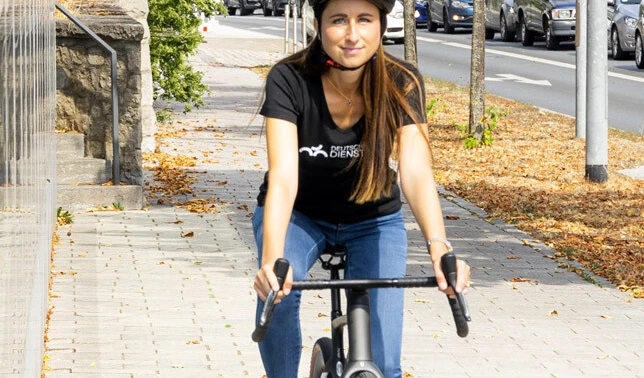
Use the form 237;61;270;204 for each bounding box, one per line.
254;117;299;301
398;123;469;294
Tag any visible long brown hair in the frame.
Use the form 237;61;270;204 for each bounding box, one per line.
267;38;427;204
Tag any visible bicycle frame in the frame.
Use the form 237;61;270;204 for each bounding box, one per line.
297;251;385;377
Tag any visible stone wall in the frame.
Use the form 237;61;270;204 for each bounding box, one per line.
119;0;157;154
55;10;145;185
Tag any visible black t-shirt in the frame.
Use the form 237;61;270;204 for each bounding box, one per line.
258;57;425;224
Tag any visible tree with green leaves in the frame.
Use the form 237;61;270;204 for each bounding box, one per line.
148;0;227;114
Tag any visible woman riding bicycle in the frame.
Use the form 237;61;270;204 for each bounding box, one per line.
252;0;471;376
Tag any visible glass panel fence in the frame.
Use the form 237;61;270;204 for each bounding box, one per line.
1;0;56;376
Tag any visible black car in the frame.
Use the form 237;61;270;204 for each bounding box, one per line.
513;0;576;49
225;0;262;16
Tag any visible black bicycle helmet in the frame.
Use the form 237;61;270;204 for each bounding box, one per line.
309;0;396;14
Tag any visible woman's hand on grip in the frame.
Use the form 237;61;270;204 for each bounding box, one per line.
254;260;293;303
431;250;471;296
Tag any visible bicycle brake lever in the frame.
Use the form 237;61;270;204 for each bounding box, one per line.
252;258;290;342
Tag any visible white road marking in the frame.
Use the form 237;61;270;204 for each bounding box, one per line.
416;36;644;83
485;73;552;86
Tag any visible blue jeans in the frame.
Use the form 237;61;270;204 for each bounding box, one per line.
252;206;408;378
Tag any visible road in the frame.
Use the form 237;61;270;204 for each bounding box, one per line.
216;14;644;135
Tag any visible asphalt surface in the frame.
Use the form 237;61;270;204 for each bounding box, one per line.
44;22;644;378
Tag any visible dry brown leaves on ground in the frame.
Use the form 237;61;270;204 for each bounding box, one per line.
143;120;229;215
424;78;643;298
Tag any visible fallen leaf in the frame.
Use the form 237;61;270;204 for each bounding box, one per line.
181;231;194;238
549;310;558;316
511;277;531;283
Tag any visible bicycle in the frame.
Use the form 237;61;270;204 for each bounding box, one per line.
252;245;471;378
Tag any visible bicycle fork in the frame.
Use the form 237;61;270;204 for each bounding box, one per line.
329;284;384;377
343;289;384;377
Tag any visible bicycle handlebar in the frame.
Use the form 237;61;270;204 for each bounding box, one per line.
291;276;438;290
252;253;470;342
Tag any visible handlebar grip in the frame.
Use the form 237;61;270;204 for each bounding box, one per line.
273;258;289;287
252;258;290;342
446;296;469;337
441;253;471;338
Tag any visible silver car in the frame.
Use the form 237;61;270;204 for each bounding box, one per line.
484;0;518;42
608;0;642;60
635;0;644;68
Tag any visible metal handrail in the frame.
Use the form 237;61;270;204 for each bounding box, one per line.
55;2;120;185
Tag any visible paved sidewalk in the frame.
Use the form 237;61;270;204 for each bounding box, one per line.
45;25;643;378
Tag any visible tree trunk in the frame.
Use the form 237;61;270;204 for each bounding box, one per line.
403;0;418;65
468;0;486;138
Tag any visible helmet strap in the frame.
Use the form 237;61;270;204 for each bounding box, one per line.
321;50;375;71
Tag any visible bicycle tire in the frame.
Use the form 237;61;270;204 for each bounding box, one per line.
351;373;378;378
309;337;333;378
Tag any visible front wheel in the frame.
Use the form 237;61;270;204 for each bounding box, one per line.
612;28;627;60
443;9;454;34
309;337;333;378
500;13;515;42
520;17;534;46
428;17;438;32
545;23;559;50
635;33;644;69
351;373;379;378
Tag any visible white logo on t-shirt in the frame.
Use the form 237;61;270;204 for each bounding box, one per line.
299;144;328;157
299;144;362;159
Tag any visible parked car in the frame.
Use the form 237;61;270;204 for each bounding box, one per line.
385;0;405;43
224;0;262;16
262;0;301;17
608;0;641;60
484;0;517;41
415;0;428;27
426;0;474;34
513;0;576;49
636;0;644;68
262;0;287;16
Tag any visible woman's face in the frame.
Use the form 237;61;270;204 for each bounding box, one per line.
318;0;382;70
